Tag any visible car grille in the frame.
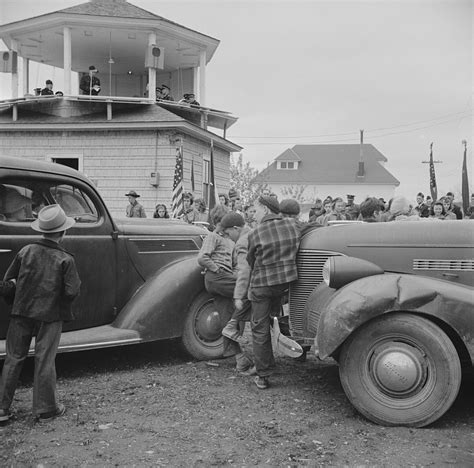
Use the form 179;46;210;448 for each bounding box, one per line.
289;250;342;336
413;259;474;271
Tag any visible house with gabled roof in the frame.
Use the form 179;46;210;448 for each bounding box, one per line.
254;144;400;204
0;0;239;216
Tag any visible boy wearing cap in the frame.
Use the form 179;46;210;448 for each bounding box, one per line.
244;195;300;389
40;80;54;96
125;190;146;218
0;205;81;423
160;84;174;101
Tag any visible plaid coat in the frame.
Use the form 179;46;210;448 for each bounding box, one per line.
247;214;300;288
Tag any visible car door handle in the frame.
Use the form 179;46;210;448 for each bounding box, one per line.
442;272;459;278
0;249;12;253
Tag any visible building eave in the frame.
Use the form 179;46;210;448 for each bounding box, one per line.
0;119;241;152
0;13;219;62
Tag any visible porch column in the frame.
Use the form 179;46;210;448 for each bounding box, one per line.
22;57;29;95
147;32;157;101
193;66;198;96
11;39;18;98
199;49;206;106
63;26;72;94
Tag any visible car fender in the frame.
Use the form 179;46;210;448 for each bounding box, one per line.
316;273;474;361
113;256;205;340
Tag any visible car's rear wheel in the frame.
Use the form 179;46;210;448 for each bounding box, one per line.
339;313;462;427
182;291;224;360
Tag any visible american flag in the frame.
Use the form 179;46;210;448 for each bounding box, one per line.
171;146;184;218
429;142;438;201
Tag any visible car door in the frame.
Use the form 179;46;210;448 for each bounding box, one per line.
0;169;117;337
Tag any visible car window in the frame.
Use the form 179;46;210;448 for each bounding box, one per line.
0;180;99;224
50;184;99;223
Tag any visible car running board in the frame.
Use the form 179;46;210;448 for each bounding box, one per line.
0;325;142;357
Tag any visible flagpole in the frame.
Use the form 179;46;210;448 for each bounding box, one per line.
461;139;469;215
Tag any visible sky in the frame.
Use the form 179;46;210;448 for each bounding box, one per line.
0;0;472;201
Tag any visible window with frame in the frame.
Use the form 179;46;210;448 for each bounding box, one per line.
0;179;99;224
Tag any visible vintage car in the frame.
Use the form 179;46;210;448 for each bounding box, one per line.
0;156;224;360
287;220;474;427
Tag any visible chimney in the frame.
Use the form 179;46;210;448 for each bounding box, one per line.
357;129;365;178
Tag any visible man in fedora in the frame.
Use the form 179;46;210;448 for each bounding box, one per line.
160;84;174;101
79;65;101;96
0;204;81;423
125;190;146;218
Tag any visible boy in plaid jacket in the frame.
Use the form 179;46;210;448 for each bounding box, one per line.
245;195;300;389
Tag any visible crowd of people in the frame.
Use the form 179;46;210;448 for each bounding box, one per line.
125;186;474;225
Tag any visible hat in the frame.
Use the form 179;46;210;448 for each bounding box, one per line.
417;192;424;197
156;87;162;92
279;199;300;215
46;79;53;85
161;84;170;90
220;212;245;230
89;65;98;72
346;194;355;200
183;93;190;99
187;93;195;97
2;188;30;214
31;204;75;233
258;195;279;214
125;190;140;198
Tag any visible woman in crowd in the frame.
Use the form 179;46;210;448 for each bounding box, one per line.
153;204;169;219
440;197;457;220
429;201;447;220
325;197;348;224
193;198;209;223
181;192;198;224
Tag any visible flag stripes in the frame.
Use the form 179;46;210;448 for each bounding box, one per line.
429;142;438;201
171;146;184;218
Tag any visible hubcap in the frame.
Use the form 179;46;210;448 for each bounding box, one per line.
370;342;427;397
194;304;222;342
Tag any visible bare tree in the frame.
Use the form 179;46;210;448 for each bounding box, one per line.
281;184;308;202
230;153;269;204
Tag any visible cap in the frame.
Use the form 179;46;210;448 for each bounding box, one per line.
279;199;300;215
346;194;355;200
88;65;98;72
125;190;140;198
417;192;424;197
31;204;75;233
161;84;170;90
258;195;279;214
220;212;245;229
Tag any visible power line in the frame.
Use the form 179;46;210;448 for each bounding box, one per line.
230;113;471;145
228;109;472;141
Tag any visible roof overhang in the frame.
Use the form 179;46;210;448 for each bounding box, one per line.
0;98;241;153
0;12;219;74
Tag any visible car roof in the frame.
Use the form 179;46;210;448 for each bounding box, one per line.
0;156;91;185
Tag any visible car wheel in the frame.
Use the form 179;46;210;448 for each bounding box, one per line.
182;291;224;360
339;313;461;427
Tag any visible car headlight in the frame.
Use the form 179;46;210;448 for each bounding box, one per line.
323;256;384;289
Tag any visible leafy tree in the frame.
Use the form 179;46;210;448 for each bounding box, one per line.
230;153;268;204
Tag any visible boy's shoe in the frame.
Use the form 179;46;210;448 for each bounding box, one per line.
222;320;248;344
36;403;66;422
0;408;11;422
254;376;269;390
238;365;257;376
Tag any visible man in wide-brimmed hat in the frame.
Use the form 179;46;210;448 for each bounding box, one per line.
125;190;146;218
0;204;81;423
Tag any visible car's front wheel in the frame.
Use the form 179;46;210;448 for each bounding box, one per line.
182;291;224;360
339;313;462;427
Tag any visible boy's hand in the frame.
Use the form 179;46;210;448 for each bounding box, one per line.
234;299;244;311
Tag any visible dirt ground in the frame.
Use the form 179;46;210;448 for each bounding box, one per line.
1;337;474;467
